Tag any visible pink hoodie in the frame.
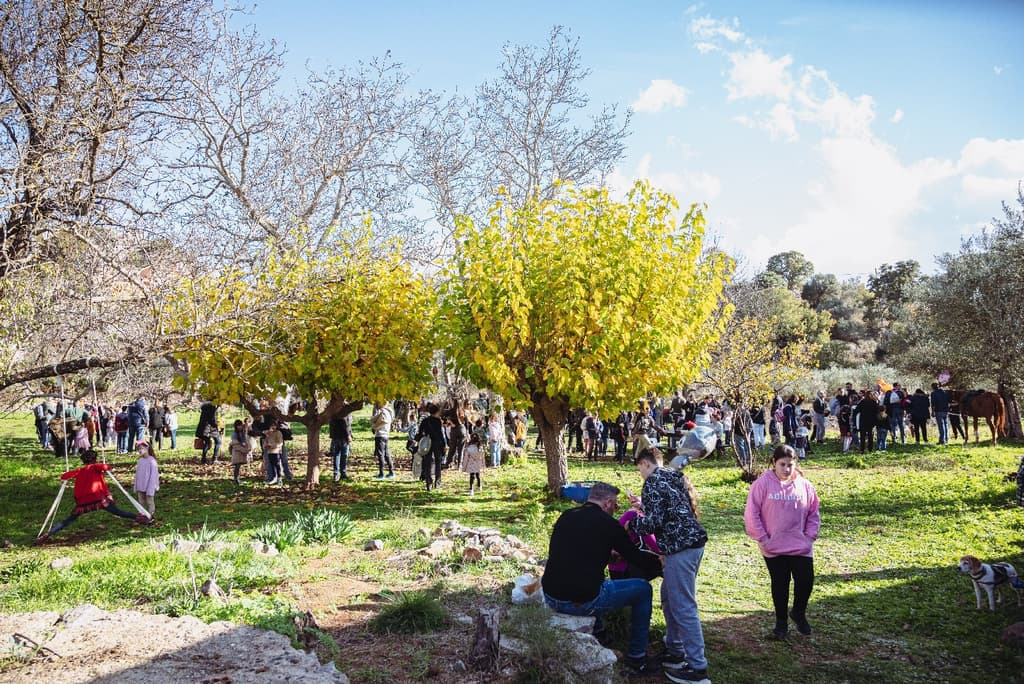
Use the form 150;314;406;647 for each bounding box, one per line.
744;470;820;558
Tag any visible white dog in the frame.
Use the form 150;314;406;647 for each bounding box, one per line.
958;555;1023;611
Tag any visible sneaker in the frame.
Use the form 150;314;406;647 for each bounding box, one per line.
772;621;788;638
34;533;50;545
659;653;688;671
623;655;661;676
267;477;280;485
664;664;710;683
338;473;350;481
373;474;385;480
384;473;395;479
789;610;812;635
468;489;474;497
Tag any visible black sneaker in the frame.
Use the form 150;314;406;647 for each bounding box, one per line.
664;664;710;683
623;655;661;676
592;628;613;647
772;620;788;638
659;652;688;671
789;610;812;635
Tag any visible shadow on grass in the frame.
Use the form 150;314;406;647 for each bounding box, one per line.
705;557;1024;684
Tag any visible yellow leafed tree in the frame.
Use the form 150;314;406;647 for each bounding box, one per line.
166;229;436;488
439;181;733;491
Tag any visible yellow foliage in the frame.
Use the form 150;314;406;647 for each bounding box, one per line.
702;316;820;402
165;227;436;406
439;181;733;417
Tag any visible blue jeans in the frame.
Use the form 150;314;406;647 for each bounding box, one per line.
331;439;350;477
202;432;222;463
281;443;293;479
934;412;948;444
734;434;751;466
489;440;501;467
662;547;708;671
169;429;177;450
117;432;128;453
127;424;144;452
889;408;905;443
545;578;652;658
876;426;888;450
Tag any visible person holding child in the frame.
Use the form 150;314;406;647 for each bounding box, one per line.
133;440;160;516
461;433;485;496
39;449;151;541
744;444;820;639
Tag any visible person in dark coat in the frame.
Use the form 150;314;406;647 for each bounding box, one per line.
195;401;221;464
853;391;878;454
148;403;166;451
909;389;931;443
415;403;447;491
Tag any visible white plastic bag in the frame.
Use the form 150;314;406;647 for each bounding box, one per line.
511;573;544;604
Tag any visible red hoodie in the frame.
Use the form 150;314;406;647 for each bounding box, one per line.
61;462;113;509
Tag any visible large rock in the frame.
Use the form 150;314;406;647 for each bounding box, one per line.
0;604;349;683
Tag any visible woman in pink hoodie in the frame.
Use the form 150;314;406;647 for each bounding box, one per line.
744;444;820;638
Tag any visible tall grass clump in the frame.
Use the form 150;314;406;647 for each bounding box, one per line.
369;589;447;634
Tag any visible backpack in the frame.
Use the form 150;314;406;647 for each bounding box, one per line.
114;414;128;431
773;405;785;423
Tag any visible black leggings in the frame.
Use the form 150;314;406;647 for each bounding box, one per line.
468;473;480;489
763;554;814;622
49;503;139;535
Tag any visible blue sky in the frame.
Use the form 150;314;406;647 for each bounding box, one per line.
244;1;1023;278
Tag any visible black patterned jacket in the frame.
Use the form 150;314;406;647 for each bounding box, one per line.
631;467;707;555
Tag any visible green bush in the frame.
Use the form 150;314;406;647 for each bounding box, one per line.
292;508;355;544
253;520;305;552
369;590;447;634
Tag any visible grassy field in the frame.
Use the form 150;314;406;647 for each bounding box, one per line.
1;407;1023;683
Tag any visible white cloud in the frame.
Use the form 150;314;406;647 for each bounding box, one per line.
890;108;904;124
957;138;1024;172
608;154;722;203
956;138;1024;201
631;79;690;113
689;16;746;43
685;3;704;15
694;41;719;55
994;65;1003;75
766;137;956;273
726;50;794;100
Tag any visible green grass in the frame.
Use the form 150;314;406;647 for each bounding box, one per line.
1;408;1024;682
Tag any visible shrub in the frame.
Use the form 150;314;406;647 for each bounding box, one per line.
254;520;305;552
369;590;447;634
504;603;585;683
292;508;355;544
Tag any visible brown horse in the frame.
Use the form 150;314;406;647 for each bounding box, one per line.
950;390;1006;445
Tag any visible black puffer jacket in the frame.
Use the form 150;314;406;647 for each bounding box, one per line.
631;467;707;555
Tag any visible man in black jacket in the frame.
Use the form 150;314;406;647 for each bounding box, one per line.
542;482;661;675
328;413;353;481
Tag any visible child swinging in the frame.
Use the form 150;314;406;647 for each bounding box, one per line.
37;449;152;543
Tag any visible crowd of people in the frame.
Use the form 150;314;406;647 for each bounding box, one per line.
32;397;179;458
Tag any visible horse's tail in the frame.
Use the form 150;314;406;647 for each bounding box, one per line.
994;392;1007;436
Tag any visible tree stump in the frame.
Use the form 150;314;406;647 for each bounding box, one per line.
470;606;500;671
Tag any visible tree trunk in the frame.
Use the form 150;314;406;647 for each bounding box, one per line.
998;382;1024;439
470;606;501;671
304;424;322;489
532;394;568;493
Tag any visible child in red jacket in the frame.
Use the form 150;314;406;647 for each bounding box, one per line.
38;450;151;542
